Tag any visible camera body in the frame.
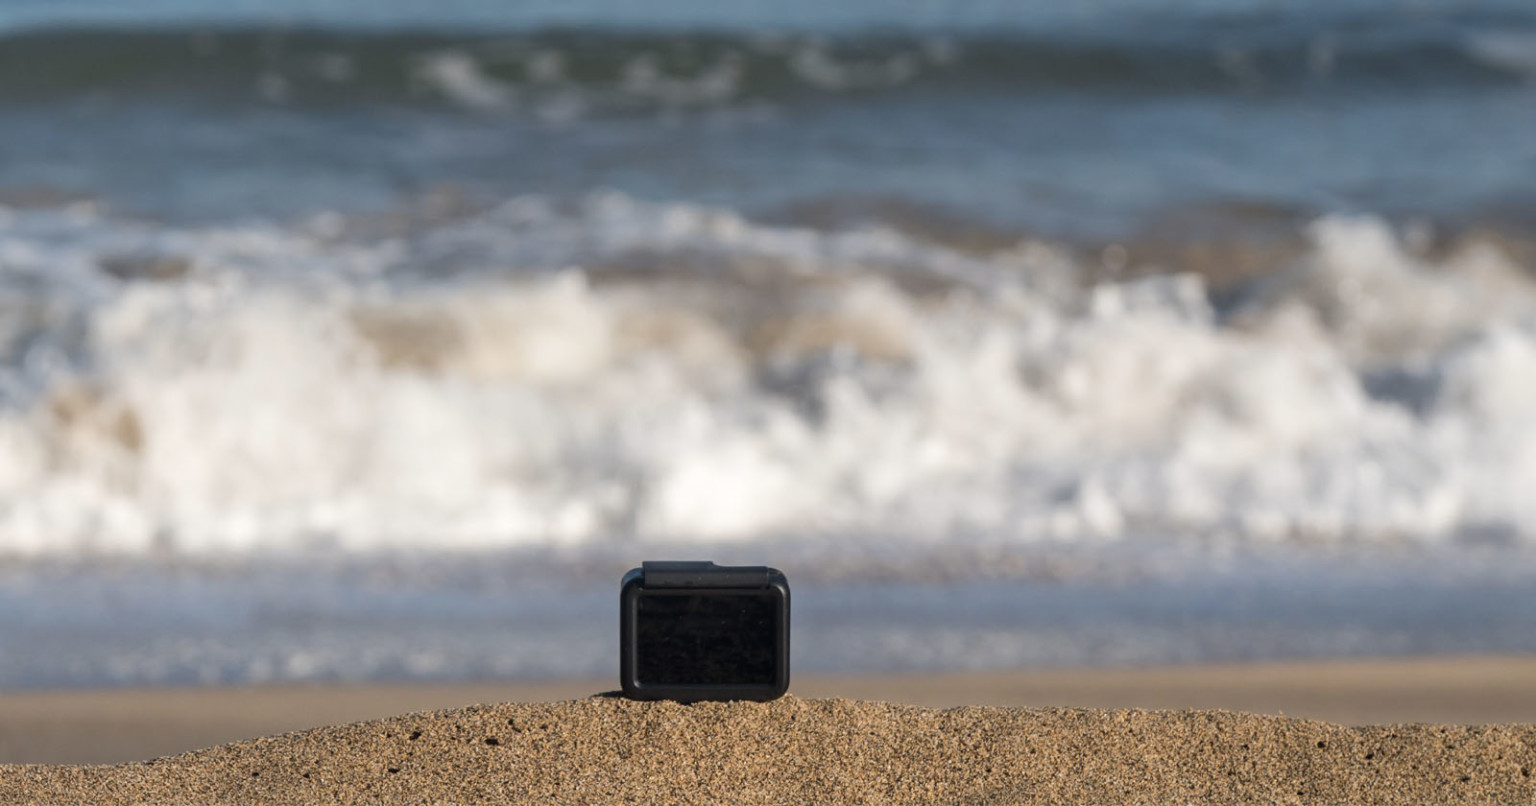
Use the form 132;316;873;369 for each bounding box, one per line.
620;561;790;702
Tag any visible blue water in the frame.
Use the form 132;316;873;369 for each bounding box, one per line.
1;0;1535;688
8;0;1526;35
4;547;1535;688
0;0;1531;235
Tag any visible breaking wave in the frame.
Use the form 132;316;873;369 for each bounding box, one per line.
0;21;1532;113
2;194;1536;555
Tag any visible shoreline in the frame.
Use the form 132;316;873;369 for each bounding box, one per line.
4;654;1535;766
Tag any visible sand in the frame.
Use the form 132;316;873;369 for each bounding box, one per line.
2;694;1534;805
7;656;1536;766
3;657;1536;804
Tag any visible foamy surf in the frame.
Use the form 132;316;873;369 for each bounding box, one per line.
1;194;1534;557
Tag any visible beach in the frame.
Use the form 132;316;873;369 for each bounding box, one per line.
2;2;1535;802
3;657;1535;803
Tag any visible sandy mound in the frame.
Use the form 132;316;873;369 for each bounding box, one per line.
3;695;1533;804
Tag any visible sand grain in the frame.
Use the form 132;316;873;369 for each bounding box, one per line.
3;695;1534;804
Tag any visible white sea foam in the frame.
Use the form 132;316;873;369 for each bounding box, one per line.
414;50;518;111
1;196;1535;556
1464;31;1536;80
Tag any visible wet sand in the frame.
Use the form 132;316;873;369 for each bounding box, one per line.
2;657;1534;804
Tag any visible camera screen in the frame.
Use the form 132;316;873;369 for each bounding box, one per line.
635;591;778;686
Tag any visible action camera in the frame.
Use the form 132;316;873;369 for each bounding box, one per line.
620;561;790;702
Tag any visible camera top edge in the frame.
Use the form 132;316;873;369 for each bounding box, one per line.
632;560;786;590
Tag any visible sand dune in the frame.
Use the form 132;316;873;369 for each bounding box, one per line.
8;656;1536;766
3;693;1534;805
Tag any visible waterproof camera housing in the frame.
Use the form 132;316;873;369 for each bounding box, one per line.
620;561;790;702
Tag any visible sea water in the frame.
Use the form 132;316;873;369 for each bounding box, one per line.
0;0;1534;687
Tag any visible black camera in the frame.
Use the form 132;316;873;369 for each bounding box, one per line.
620;561;790;702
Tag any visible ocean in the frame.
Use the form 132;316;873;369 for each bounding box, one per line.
1;0;1535;687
